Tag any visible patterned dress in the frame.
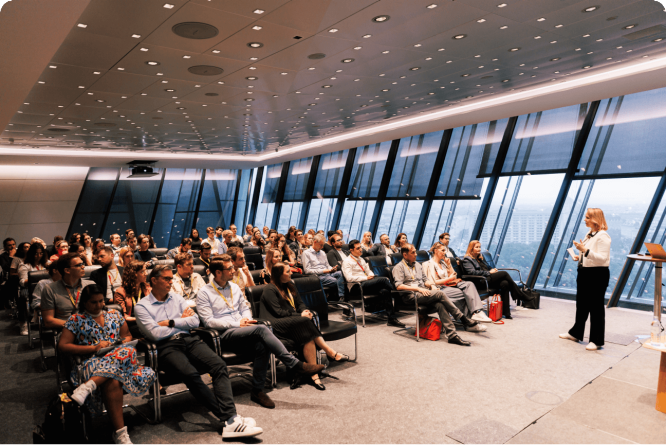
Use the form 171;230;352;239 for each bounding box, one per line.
64;310;156;416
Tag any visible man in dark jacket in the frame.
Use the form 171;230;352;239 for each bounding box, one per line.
369;234;397;265
90;246;123;303
326;233;349;269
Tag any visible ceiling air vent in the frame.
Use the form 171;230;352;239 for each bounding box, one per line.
188;65;224;76
172;22;219;39
623;25;666;41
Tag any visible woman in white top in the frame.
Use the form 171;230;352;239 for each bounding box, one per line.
19;242;50;287
423;243;491;325
560;208;611;351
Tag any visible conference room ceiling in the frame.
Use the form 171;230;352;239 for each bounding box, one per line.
3;0;666;158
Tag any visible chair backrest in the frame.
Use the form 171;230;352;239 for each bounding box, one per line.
416;250;430;263
193;265;206;277
245;284;269;318
341;244;350;252
366;255;389;278
245;253;264;272
149;248;168;259
150;259;175;269
250;269;265;285
482;250;496;269
293;276;329;323
246;262;256;271
243;246;262;256
191;251;200;259
28;270;50;295
83;265;101;279
391;252;403;265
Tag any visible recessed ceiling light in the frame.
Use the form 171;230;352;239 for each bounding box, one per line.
252;25;263;30
477;18;486;23
596;38;603;41
550;57;561;61
253;9;265;14
438;48;445;51
280;72;288;75
362;34;372;38
623;24;638;30
246;76;258;80
509;47;521;52
95;99;106;103
453;34;466;39
38;81;45;84
322;85;332;88
248;42;263;48
550;40;557;44
409;67;420;71
93;71;101;75
372;15;390;22
500;25;508;29
146;61;160;66
249;66;256;70
537;17;546;21
354;46;362;50
534;36;541;39
555;24;563;28
77;23;87;28
502;79;509;82
382;50;390;54
132;34;141;38
583;65;592;69
583;6;598;12
461;73;470;77
427;4;437;9
341;58;354;63
497;3;507;7
381;89;390;92
163;3;174;8
654;38;664;42
328;28;339;33
582;34;590;37
165;89;175;92
117;67;125;70
413;43;422;47
212;50;220;53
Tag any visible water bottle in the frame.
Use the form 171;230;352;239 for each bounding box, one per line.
650;316;663;346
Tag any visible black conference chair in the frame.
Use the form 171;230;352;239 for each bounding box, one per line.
250;269;266;285
416;250;430;263
149;248;168;260
243;246;264;271
27;270;51;365
150;259;174;269
293;276;357;361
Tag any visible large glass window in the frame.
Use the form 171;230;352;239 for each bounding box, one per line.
578;90;666;177
339;200;376;242
387;131;442;198
480;174;565;280
254;164;283;228
283;158;312;201
348;142;391;199
197;169;238;232
277;202;305;233
377;200;424;246
234;169;253;229
102;168;162;240
314;150;349;197
152;169;202;249
306;198;337;232
536;177;660;298
68;168;117;239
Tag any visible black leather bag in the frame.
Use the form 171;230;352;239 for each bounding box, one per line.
521;288;540;309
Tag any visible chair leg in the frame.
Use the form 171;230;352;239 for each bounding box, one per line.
360;298;366;328
353;332;358;362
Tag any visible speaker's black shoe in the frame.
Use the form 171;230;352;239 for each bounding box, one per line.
387;317;406;328
448;334;471;346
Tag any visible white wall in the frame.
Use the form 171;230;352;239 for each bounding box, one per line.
0;166;88;243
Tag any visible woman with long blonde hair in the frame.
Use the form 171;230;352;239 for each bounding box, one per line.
560;208;611;351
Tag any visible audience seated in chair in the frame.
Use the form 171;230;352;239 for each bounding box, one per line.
196;255;324;408
325;232;349;270
360;232;374;255
229;224;244;245
42;253;95;330
117;247;134;268
170;253;205;306
227;247;255;297
90;246;123;304
134;235;156;263
204;227;222;254
342;239;405;328
260;263;349;391
422;243;490;328
189;228;203;253
193;242;212;270
58;284;156;445
166;237;194;260
135;265;263;439
114;261;150;338
302;234;345;301
392;244;479;346
242;224;255;244
369;234;397;265
32;262;61;311
48;239;68;264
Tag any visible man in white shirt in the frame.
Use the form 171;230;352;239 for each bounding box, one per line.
302;234;344;299
90;246;123;303
171;253;206;306
196;255;324;409
205;227;221;254
229;225;244;244
243;225;254;244
342;239;404;327
227;247;255;298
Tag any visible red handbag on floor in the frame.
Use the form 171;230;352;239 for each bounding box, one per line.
414;316;442;341
488;294;503;322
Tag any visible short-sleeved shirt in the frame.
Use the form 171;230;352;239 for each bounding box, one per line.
392;260;428;289
42;278;95;321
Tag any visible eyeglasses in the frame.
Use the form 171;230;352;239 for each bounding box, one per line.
70;262;85;268
221;266;235;272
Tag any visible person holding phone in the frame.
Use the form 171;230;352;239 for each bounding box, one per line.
560;208;611;351
197;255;325;408
302;233;345;300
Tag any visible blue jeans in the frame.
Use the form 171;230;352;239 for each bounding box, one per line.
318;271;345;298
217;324;299;391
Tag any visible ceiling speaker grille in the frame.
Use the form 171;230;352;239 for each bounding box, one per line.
188;65;224;76
172;22;219;39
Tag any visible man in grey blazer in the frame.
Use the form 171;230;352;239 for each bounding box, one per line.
369;234;397;264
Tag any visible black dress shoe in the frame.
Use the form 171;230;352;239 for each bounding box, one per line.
459;315;479;328
387;317;406;328
448;335;471;346
503;314;513;320
311;377;326;391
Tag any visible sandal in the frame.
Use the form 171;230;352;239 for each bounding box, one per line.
311;375;326;391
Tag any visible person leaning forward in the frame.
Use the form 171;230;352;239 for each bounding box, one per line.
134;264;263;439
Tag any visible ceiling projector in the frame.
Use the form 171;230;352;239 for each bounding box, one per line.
127;161;159;178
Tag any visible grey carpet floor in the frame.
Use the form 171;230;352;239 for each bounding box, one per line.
1;297;663;444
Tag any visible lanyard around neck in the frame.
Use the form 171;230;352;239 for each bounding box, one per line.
212;280;233;307
402;259;415;280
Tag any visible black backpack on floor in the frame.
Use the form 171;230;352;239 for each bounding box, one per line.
33;393;89;444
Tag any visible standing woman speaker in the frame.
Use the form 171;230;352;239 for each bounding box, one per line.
560;208;611;351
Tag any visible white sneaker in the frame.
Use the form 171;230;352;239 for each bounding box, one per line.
222;416;263;438
467;323;487;333
19;322;28;336
586;342;599;351
559;333;579;342
113;426;132;444
471;312;492;323
70;380;95;405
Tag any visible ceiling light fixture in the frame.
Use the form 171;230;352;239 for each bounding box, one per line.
165;89;175;92
362;34;372;38
509;47;521;52
555;24;563;28
212;50;220;53
252;25;263;30
583;65;592;69
583;6;599;12
477;18;486;23
146;61;160;66
453;34;466;39
246;76;258;80
354;46;362;50
322;85;332;88
77;23;87;28
537;17;546;21
163;3;174;8
372;15;390;22
328;28;338;33
427;4;437;9
409;67;420;70
654;38;664;42
497;3;507;7
253;9;265;14
248;42;263;48
550;57;561;61
500;25;508;29
341;58;354;63
382;50;390;54
132;34;141;38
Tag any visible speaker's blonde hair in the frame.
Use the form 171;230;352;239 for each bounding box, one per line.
586;208;608;231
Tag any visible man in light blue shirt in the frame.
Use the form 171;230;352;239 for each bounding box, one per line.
302;234;345;299
197;254;324;409
135;265;263;439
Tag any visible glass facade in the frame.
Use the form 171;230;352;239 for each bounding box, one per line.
67;85;666;311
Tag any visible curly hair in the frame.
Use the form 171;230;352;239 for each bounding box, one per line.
121;260;146;301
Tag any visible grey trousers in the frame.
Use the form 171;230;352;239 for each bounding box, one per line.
441;282;484;316
404;290;462;340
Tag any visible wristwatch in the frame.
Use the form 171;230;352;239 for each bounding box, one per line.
168;319;175;328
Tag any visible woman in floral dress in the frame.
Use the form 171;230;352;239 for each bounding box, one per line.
58;284;155;444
